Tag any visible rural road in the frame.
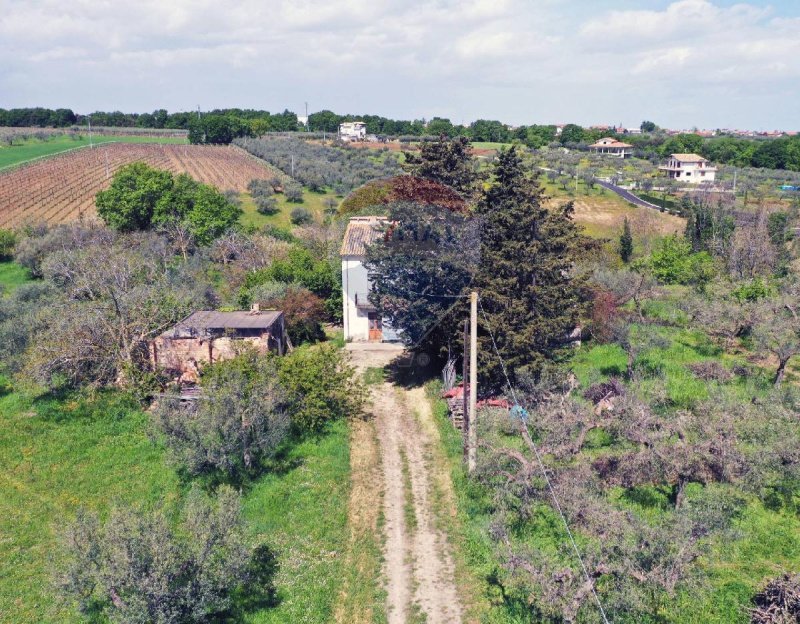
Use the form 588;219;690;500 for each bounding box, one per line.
345;343;463;624
595;180;664;210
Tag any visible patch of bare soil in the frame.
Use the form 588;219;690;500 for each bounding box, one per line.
344;344;463;623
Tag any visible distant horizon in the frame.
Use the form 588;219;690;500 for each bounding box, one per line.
1;105;797;134
2;1;798;131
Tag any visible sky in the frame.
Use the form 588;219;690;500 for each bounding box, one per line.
1;0;799;130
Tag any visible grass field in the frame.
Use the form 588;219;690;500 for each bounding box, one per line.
540;176;685;240
239;188;341;230
0;134;188;170
0;384;353;624
0;264;353;623
0;261;30;293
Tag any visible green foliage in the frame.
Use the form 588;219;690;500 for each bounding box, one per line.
402;134;480;197
364;201;478;352
243;247;340;320
476;146;589;388
619;217;633;263
732;278;773;302
96;162;173;231
516;124;557;149
96;163;241;244
0;229;16;259
559;123;586;144
154;350;289;481
683;198;735;254
188;114;252;144
59;485;274;623
660;133;704;157
277;344;367;433
290;206;312;225
284;181;304;203
640;120;657;133
256;195;279;215
468;119;511;143
643;235;716;287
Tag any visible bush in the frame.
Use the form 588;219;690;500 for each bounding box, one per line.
285;182;304;203
248;178;275;197
0;228;16;259
58;486;275;623
153;350;289;480
255;195;279;215
290;207;312;225
251;283;326;345
243;247;340;320
641;234;716;287
277;344;367;433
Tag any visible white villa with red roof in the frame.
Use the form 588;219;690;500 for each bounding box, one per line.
659;153;717;184
589;137;633;158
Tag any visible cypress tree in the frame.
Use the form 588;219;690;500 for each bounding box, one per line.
474;147;588;390
402;135;481;199
619;217;633;263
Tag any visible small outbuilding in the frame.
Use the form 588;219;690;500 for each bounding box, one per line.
150;306;288;384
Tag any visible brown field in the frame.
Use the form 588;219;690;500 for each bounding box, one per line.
546;193;685;240
0;143;280;228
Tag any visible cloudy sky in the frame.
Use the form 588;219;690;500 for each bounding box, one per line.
1;0;798;129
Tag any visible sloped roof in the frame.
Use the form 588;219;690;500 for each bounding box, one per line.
670;153;708;162
340;216;388;256
590;138;633;148
166;310;283;334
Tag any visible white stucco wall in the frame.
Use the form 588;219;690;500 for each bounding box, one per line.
342;256;372;341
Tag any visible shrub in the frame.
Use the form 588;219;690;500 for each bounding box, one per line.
58;486;275;623
290;207;312;225
256;284;326;345
641;234;716;287
153;350;289;480
277;344;367;433
285;182;304;203
248;178;274;197
0;228;16;259
255;195;279;215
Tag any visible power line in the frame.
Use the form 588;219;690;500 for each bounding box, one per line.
477;297;612;624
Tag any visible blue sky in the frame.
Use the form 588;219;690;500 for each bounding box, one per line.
1;0;798;130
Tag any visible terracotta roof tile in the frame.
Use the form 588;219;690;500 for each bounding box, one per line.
670;153;708;162
340;216;388;256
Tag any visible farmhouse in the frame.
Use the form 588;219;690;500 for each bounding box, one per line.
659;153;717;184
339;121;367;142
340;216;399;342
150;307;288;384
589;137;633;158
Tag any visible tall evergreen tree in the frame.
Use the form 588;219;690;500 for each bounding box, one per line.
402;135;480;199
619;217;633;263
474;147;588;390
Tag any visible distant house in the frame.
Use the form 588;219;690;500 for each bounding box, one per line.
589;137;633;158
658;153;717;184
151;307;288;384
340;216;399;342
339;121;367;142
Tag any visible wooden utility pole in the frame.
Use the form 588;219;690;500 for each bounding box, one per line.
462;318;469;463
468;291;478;473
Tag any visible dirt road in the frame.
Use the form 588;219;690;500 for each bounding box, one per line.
344;344;463;624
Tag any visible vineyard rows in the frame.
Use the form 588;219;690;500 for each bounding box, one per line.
0;143;282;228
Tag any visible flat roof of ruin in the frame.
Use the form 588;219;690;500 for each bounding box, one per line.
162;310;283;334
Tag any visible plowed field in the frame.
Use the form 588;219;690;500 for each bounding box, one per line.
0;143;280;228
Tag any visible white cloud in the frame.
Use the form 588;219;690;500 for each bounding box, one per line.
0;0;798;129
